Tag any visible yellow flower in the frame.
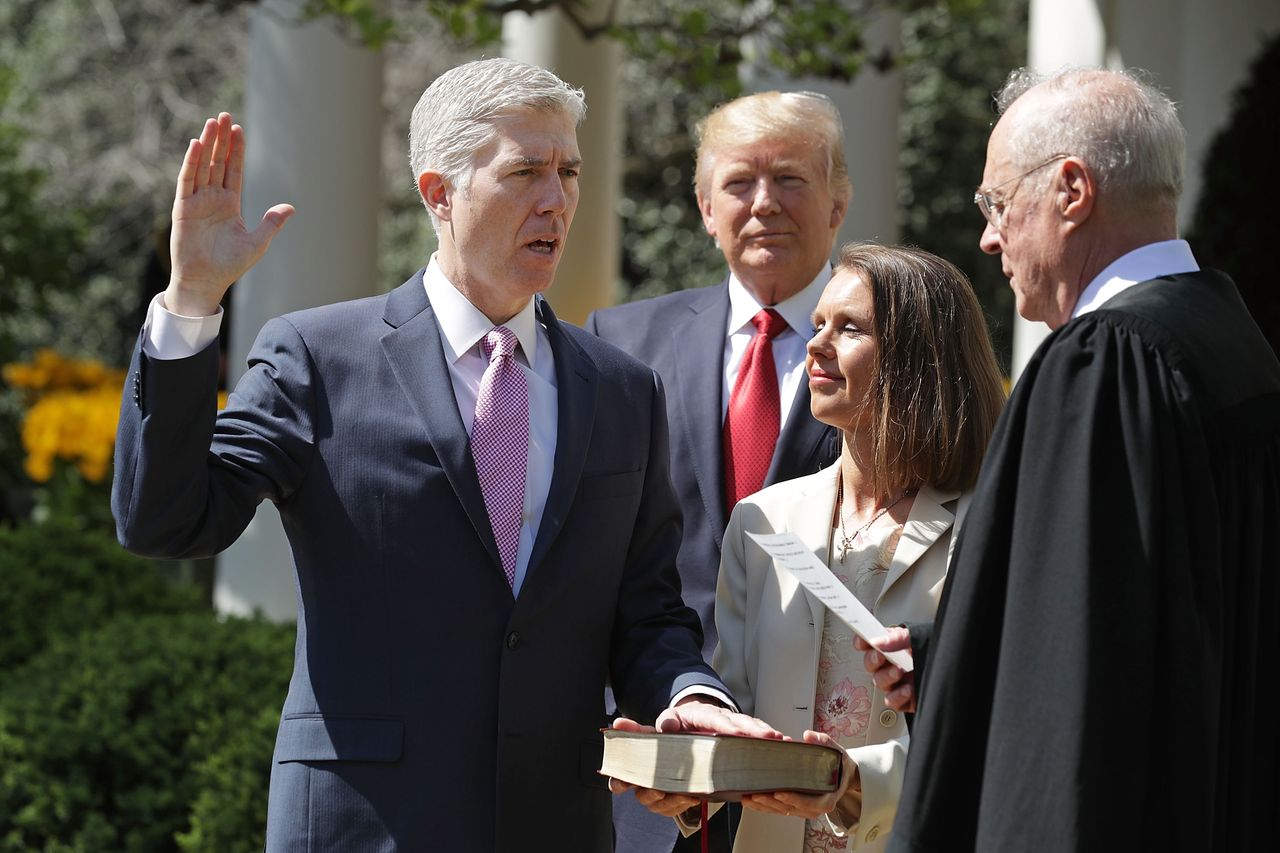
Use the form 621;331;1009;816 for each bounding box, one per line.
24;453;53;483
7;348;217;485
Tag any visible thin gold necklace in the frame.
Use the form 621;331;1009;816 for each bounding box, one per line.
836;476;916;560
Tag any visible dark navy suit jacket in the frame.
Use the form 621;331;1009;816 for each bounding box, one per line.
112;271;727;853
586;281;839;853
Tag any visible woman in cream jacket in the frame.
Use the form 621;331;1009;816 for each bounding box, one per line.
676;244;1005;852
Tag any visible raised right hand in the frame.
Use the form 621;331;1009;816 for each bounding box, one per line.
165;113;294;317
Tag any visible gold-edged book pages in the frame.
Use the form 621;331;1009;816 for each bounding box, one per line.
599;730;842;802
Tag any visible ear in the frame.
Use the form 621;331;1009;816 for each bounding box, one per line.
697;190;717;238
1057;157;1095;229
418;171;453;223
830;193;850;230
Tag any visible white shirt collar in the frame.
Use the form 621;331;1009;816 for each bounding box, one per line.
423;254;540;368
727;264;832;338
1072;239;1200;319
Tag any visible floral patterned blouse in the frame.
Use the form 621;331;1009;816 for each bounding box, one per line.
804;522;903;853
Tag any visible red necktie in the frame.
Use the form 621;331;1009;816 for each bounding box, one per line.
723;308;786;510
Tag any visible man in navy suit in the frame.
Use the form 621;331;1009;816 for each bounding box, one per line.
112;58;774;853
587;91;848;853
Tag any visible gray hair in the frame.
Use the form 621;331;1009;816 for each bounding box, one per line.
995;67;1185;212
693;90;852;204
408;58;587;230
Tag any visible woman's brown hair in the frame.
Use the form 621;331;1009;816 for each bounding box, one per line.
836;242;1006;496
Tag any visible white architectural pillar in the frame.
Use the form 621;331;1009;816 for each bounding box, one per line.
831;11;904;249
746;11;904;249
503;4;623;324
1011;0;1110;377
1014;0;1280;379
216;0;383;620
1108;0;1280;228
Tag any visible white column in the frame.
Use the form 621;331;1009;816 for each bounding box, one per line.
1014;0;1280;379
1172;0;1280;225
1115;0;1280;228
503;4;623;324
745;11;904;249
1012;0;1110;378
833;11;904;249
215;0;383;620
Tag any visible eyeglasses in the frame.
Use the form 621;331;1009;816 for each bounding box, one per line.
973;154;1069;231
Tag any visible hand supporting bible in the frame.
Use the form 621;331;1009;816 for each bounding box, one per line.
165;112;294;317
738;730;860;824
607;699;783;817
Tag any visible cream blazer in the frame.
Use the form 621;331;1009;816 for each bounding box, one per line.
707;462;964;853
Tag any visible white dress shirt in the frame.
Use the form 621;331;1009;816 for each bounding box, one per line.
722;265;831;426
143;255;558;596
1071;239;1200;320
422;258;557;597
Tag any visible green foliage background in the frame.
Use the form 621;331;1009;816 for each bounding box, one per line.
0;612;293;852
0;521;204;671
897;0;1026;371
1187;30;1279;355
0;521;295;852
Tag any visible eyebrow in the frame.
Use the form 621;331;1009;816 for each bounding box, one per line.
721;160;810;178
503;156;583;170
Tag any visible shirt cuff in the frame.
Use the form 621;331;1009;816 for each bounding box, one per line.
669;685;738;712
143;293;223;360
823;809;853;838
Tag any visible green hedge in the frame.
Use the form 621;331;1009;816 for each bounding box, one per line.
1188;31;1279;355
0;520;205;671
0;612;294;852
177;703;286;853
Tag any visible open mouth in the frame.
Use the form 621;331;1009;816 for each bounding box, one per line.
528;239;558;254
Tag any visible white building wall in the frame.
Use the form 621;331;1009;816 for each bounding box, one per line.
503;4;623;324
1012;0;1280;378
216;0;383;620
745;10;904;250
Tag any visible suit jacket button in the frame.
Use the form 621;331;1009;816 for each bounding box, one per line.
865;825;880;842
506;631;520;650
879;709;898;727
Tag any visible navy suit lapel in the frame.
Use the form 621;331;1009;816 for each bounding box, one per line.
670;283;731;548
768;380;839;485
379;273;502;572
528;297;597;574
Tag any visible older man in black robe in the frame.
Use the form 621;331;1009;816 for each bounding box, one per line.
872;67;1280;853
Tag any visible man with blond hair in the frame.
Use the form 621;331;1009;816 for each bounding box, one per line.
872;66;1280;853
111;58;775;852
588;90;848;853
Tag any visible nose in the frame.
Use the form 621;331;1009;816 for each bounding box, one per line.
806;327;833;360
750;177;782;216
538;173;568;216
979;219;1001;255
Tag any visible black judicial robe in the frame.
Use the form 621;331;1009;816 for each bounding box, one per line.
889;270;1280;853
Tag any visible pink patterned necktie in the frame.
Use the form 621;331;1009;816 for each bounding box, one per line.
470;326;529;588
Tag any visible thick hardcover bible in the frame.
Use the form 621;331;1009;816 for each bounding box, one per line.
599;730;842;801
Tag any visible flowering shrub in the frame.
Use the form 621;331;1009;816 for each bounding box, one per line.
4;348;228;485
3;349;125;483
